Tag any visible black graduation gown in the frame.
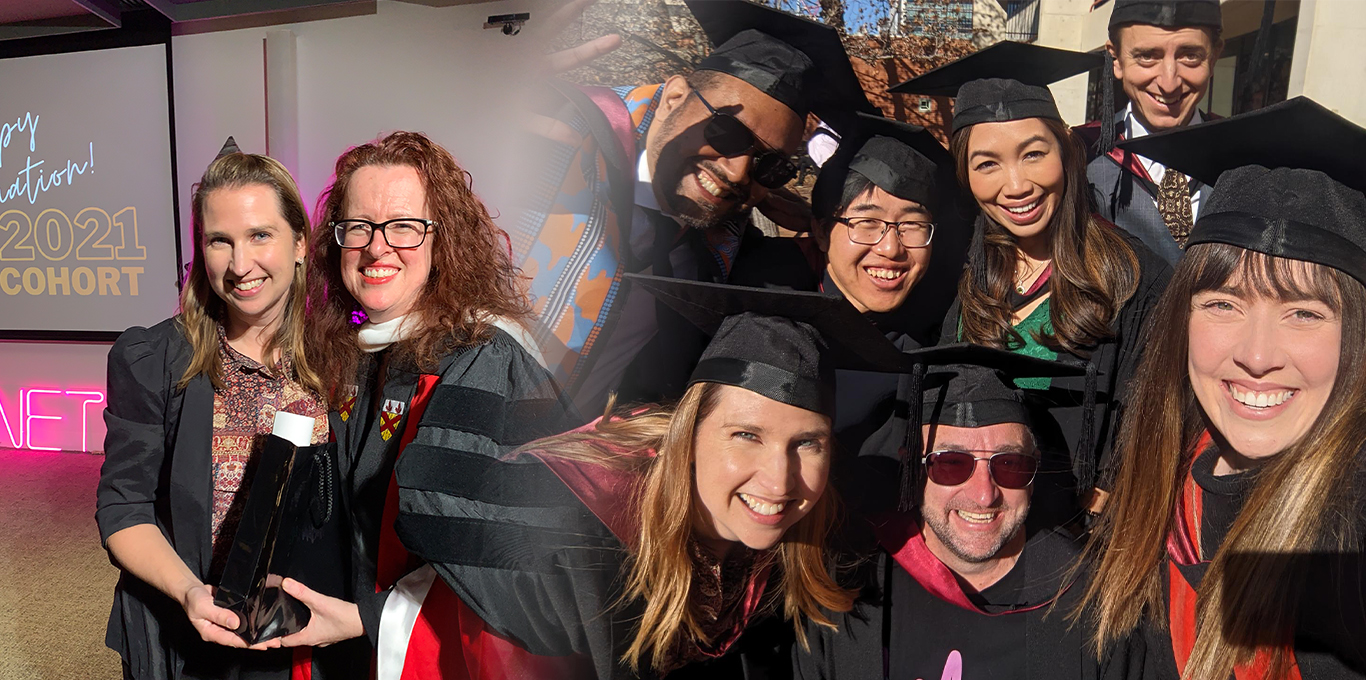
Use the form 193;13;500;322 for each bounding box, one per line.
1139;448;1366;680
96;318;349;679
392;425;788;680
936;226;1171;522
793;520;1138;680
329;327;579;651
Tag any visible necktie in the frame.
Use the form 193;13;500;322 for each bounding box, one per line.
1158;169;1194;247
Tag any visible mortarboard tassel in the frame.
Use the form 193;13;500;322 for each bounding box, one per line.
1096;52;1117;156
216;136;242;159
897;361;927;513
1075;359;1100;494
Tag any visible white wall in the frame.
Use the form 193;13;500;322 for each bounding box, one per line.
1;0;562;453
1288;0;1366;125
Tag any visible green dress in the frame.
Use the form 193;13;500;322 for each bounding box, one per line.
956;297;1056;390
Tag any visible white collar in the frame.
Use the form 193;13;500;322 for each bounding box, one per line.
1126;103;1204;140
355;312;548;370
635;149;662;211
357;314;415;354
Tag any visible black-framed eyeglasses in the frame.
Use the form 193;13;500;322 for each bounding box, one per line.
692;89;799;189
331;218;434;250
835;217;935;248
922;449;1038;489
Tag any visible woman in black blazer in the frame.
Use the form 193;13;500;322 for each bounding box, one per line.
96;148;341;679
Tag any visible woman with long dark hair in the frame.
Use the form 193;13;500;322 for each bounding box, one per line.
96;145;336;678
892;42;1172;523
1079;98;1366;679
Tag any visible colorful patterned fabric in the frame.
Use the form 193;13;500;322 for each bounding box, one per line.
512;84;663;396
208;327;328;575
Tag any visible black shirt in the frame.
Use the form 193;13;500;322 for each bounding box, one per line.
889;557;1028;680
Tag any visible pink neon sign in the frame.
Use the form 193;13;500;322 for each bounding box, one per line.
0;387;107;452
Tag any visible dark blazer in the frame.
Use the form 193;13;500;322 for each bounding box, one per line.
95;318;347;680
1080;111;1211;267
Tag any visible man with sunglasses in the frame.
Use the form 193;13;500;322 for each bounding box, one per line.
795;347;1141;680
510;0;876;416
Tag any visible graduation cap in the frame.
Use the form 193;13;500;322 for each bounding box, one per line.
812;112;954;219
895;343;1085;510
1108;0;1222;30
888;41;1102;134
687;0;877;135
216;136;242;159
625;274;909;416
1117;96;1366;286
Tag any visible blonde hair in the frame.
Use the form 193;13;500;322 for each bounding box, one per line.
178;152;319;394
524;383;856;673
1076;243;1366;679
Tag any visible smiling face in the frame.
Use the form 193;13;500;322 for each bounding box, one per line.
691;384;833;556
919;422;1033;574
338;164;433;324
646;73;804;230
1110;24;1221;131
1188;267;1343;465
964;119;1066;244
821;185;934;314
201;184;305;334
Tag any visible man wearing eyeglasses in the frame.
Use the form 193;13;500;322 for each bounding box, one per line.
795;347;1141;680
511;0;876;416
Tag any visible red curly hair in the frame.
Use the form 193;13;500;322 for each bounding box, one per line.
305;131;530;403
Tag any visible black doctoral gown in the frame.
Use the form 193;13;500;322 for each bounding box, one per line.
793;518;1139;680
329;327;578;651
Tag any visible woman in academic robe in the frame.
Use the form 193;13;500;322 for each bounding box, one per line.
263;131;577;665
96;146;339;678
891;41;1173;525
1079;97;1366;679
379;279;917;679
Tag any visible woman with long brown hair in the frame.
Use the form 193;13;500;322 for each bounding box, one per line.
379;279;894;679
1078;98;1366;679
891;42;1172;525
96;143;339;678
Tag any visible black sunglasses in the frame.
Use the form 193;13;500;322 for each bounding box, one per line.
922;450;1039;490
692;89;798;190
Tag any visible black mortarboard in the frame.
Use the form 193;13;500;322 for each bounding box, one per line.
687;0;877;135
896;343;1084;509
626;274;908;416
1117;97;1366;286
216;136;242;158
889;42;1101;134
1108;0;1222;30
812;112;953;219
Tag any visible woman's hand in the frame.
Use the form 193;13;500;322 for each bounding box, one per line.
269;578;364;648
180;584;252;649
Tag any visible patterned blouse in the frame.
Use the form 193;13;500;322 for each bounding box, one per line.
659;540;777;673
208;327;328;576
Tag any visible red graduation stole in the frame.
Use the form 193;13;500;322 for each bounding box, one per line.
376;374;441;591
1165;432;1303;680
872;512;1057;616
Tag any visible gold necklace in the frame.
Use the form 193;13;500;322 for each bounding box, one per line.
1015;259;1049;295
